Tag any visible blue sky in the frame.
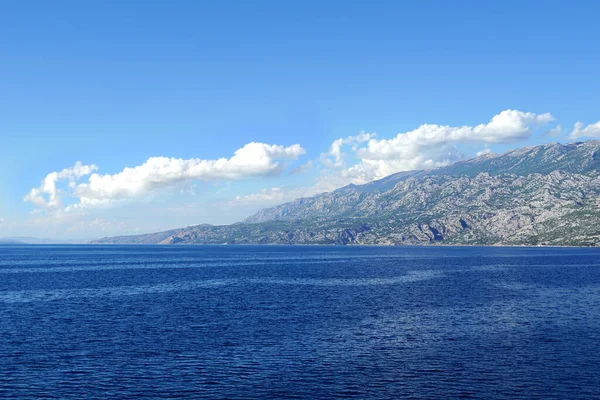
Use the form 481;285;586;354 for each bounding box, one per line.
1;0;600;239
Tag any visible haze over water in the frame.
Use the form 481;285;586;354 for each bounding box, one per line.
1;245;599;399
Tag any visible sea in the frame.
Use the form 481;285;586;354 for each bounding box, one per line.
0;245;599;399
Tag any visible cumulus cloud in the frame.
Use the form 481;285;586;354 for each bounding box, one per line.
319;109;553;187
357;110;552;161
322;132;375;168
569;121;600;138
74;142;304;208
475;148;494;157
25;142;305;211
24;162;98;211
545;125;563;138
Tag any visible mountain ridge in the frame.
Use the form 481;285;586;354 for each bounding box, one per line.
91;140;600;246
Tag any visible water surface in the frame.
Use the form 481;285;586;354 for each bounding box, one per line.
1;245;599;399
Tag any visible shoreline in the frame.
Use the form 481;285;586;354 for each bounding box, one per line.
8;242;598;249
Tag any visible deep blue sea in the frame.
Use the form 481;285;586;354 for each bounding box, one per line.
1;245;599;399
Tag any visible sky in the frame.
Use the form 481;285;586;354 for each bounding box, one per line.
1;0;600;239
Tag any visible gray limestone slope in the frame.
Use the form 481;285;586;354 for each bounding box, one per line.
243;140;600;224
91;140;600;246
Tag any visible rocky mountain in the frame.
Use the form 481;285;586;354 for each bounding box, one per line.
92;140;600;246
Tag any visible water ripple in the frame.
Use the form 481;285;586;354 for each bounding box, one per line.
0;271;442;303
1;245;599;399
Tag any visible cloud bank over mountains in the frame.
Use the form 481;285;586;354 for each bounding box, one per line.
317;109;555;187
23;110;600;227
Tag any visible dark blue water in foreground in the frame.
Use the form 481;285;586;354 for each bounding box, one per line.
1;245;599;399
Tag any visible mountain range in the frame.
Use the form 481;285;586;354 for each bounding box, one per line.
92;140;600;246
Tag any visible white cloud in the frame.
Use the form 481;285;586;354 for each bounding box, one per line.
289;160;314;175
232;188;287;205
569;121;600;138
475;148;493;157
23;162;98;211
357;110;552;161
25;142;305;211
546;125;563;137
229;185;324;206
322;132;375;168
319;109;553;188
227;181;345;215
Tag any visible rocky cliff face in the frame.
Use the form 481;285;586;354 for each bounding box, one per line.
92;141;600;246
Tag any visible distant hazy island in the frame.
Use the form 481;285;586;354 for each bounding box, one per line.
92;140;600;247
